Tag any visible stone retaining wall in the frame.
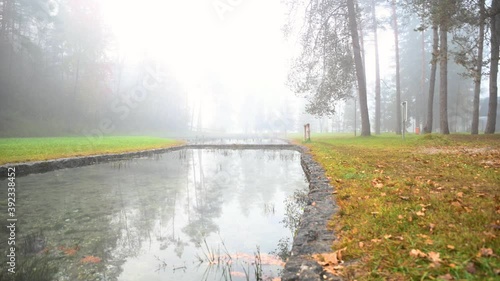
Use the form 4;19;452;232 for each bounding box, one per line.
281;149;342;281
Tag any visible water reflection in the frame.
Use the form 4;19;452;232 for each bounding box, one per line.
0;149;307;281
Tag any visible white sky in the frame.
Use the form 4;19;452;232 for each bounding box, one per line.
102;0;293;89
101;0;302;131
100;0;396;132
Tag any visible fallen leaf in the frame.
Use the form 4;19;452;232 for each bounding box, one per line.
456;192;463;198
425;239;433;245
429;262;440;268
477;248;495;257
312;248;346;267
428;251;442;264
410;249;427;258
371;238;382;243
383;234;392;240
80;255;102;264
358;242;364;248
483;231;497;239
398;215;404;219
451;201;462;208
438;273;454;280
429;223;436;233
447;245;455;250
416;211;425;217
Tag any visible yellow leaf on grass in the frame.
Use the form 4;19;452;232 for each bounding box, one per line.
410;249;427;258
428;251;442;264
416;211;425;217
447;245;455;250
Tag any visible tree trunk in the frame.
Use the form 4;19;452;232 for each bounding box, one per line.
373;0;381;134
0;0;5;38
486;0;500;134
424;25;439;134
439;25;450;134
419;28;426;132
472;0;485;134
392;0;401;135
347;0;370;136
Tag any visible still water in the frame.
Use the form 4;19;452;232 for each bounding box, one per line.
0;149;308;281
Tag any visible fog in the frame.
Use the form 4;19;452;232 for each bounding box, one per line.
0;0;496;138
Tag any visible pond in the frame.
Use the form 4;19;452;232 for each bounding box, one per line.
0;149;308;281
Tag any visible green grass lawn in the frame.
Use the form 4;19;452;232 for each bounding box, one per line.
0;136;183;165
292;133;500;280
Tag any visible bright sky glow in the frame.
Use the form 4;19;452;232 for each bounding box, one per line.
101;0;300;131
101;0;395;132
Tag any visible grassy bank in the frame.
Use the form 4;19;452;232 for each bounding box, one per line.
296;134;500;280
0;136;183;165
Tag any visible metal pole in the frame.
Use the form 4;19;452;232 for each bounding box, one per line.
354;98;357;136
401;101;407;140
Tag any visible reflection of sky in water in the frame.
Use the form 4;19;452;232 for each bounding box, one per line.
0;149;307;281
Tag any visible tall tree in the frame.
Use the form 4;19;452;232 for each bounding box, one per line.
439;22;450;134
486;0;500;134
348;0;371;136
419;27;426;132
373;0;381;134
284;0;370;136
392;0;402;134
424;25;439;133
472;0;486;134
453;0;486;134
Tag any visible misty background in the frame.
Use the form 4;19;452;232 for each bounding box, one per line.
0;0;497;138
